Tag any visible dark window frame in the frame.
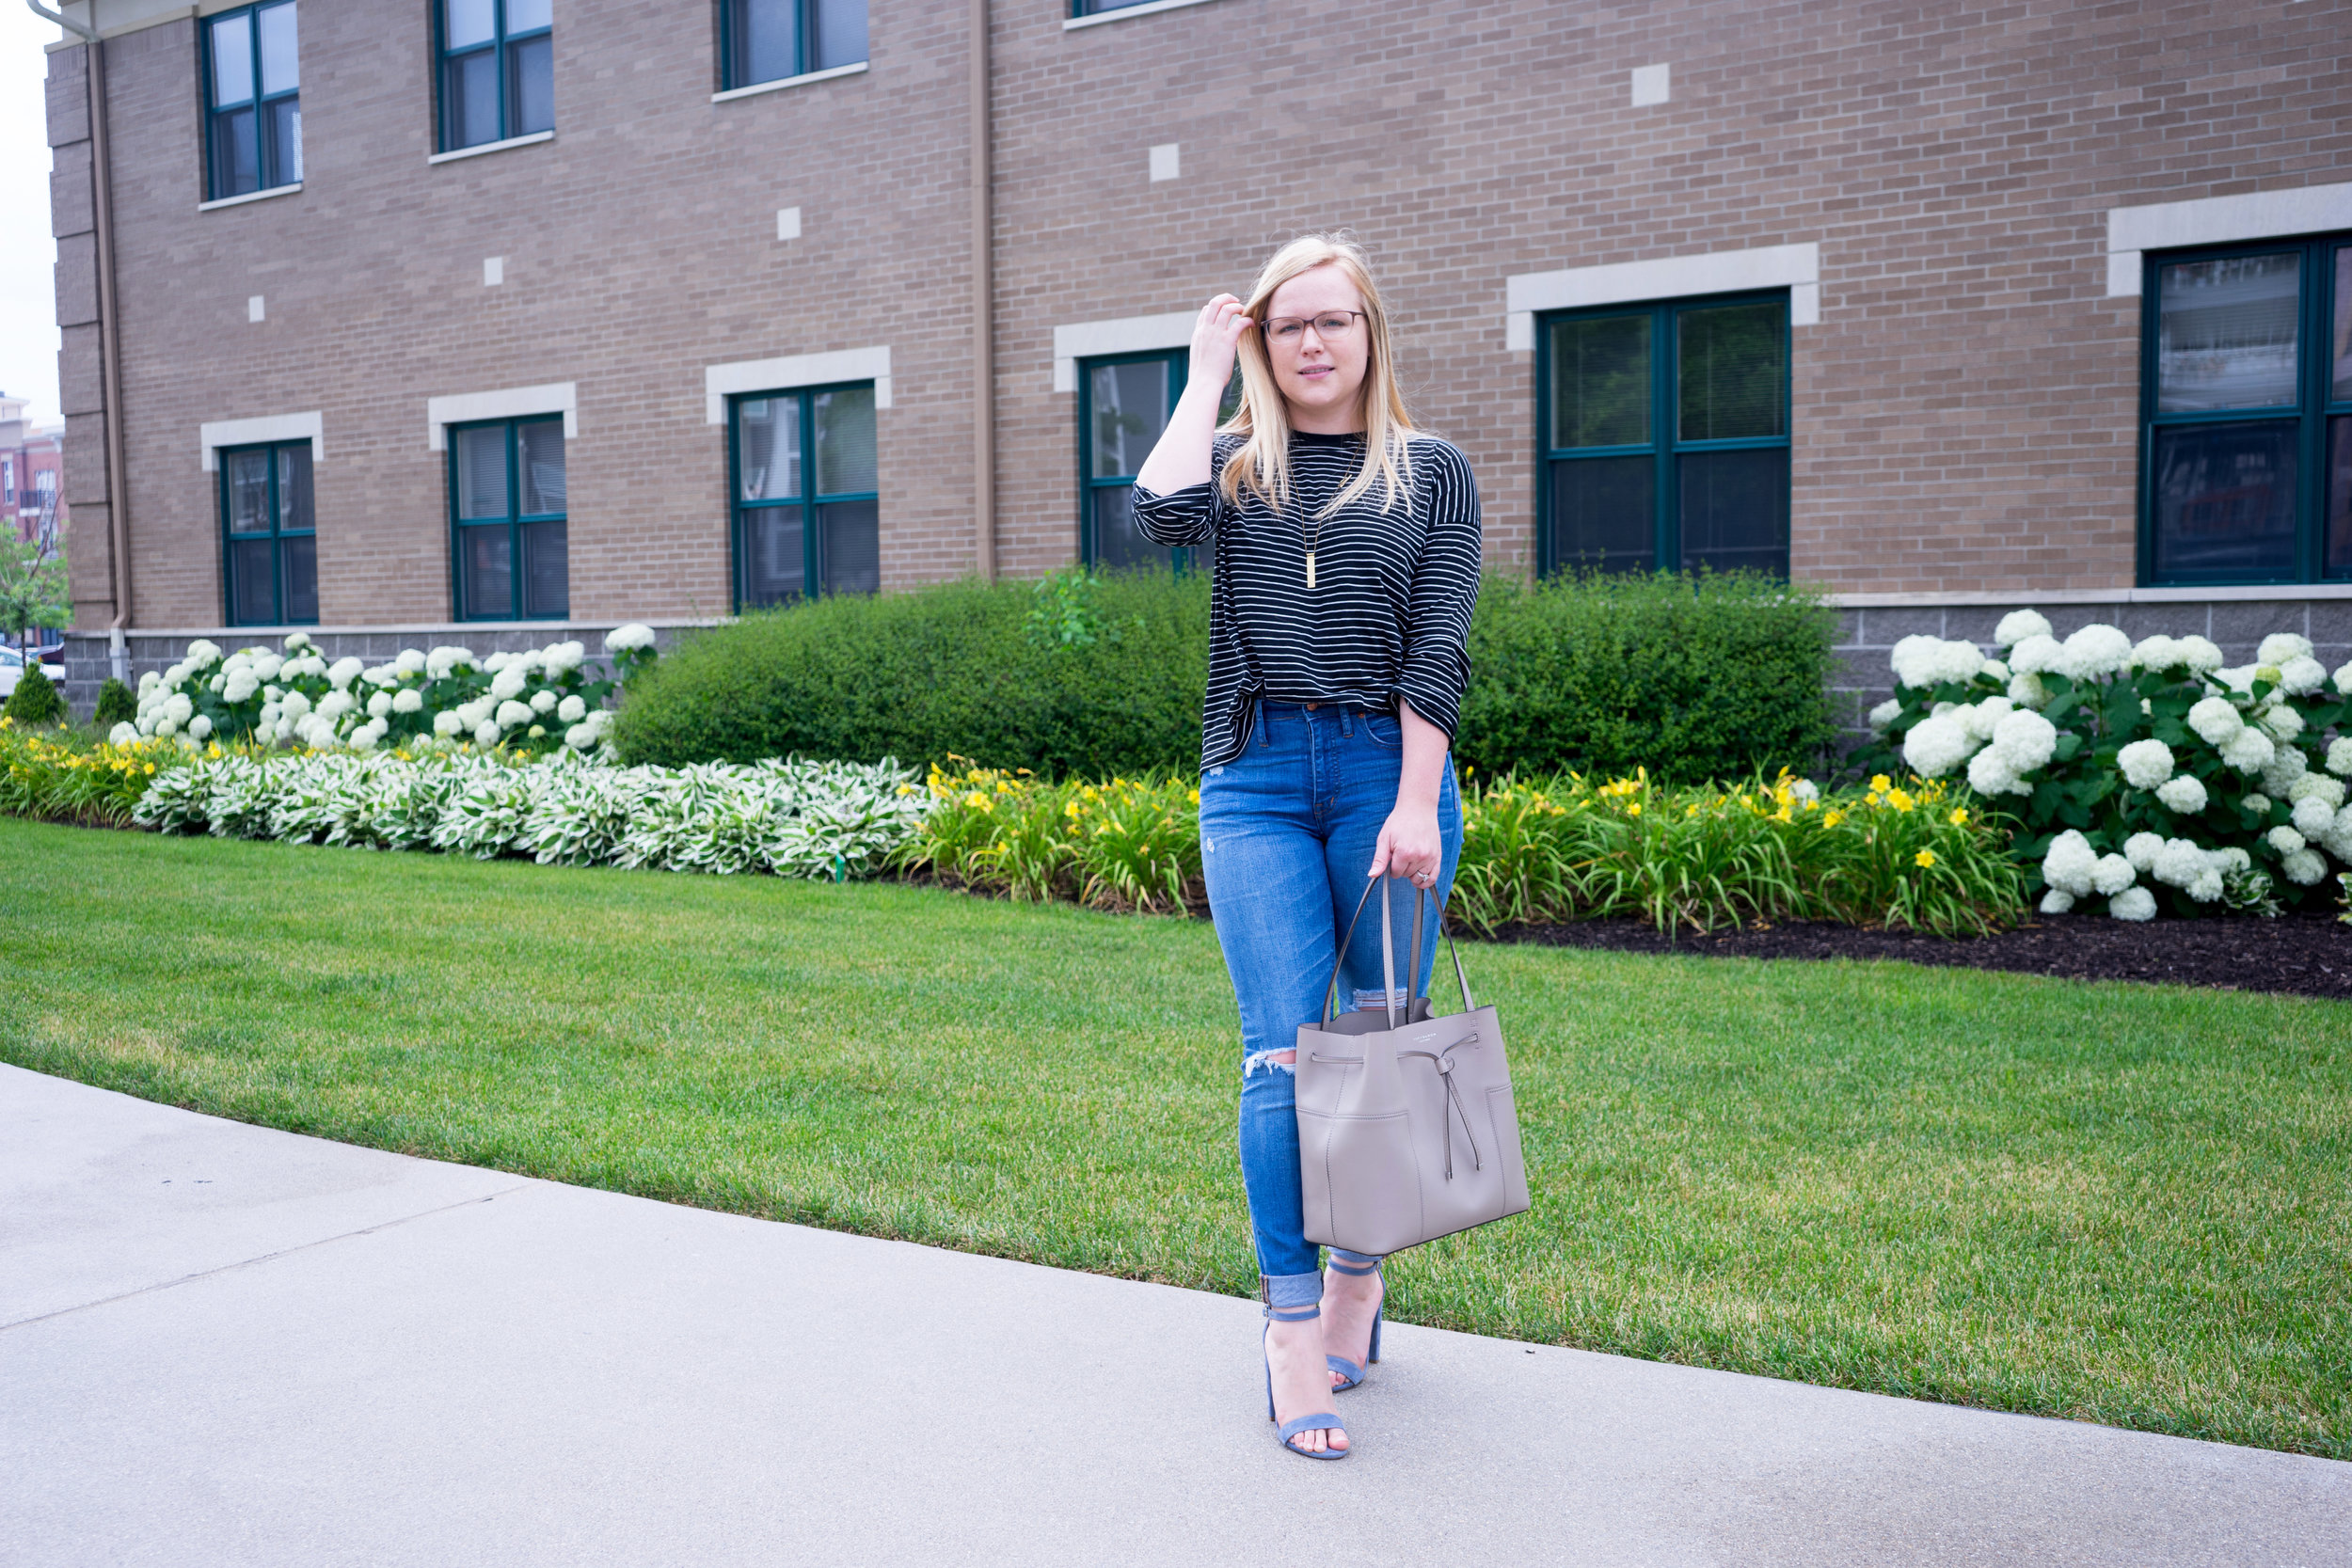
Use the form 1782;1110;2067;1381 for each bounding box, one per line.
2136;231;2352;587
217;437;317;626
434;0;554;152
1534;289;1792;578
719;0;866;89
1068;0;1163;16
725;380;882;611
446;415;568;622
200;0;300;200
1074;347;1200;574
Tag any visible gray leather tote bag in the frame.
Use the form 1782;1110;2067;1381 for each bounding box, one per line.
1294;876;1532;1257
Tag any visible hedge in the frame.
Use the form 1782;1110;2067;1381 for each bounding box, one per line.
615;568;1840;783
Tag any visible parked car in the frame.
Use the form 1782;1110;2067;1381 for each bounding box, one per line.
0;643;67;700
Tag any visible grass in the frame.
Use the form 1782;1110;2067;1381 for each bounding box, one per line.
3;818;2345;1459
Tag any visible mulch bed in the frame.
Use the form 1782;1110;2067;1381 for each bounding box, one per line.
1489;911;2352;1002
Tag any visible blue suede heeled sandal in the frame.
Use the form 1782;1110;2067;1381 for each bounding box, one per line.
1263;1303;1349;1460
1323;1254;1384;1394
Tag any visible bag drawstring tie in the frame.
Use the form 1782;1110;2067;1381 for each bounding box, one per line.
1399;1034;1483;1180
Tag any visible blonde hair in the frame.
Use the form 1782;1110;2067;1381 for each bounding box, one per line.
1216;233;1416;518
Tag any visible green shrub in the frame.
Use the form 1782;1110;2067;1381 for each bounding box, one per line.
615;572;1212;778
616;567;1840;783
93;676;136;727
1454;571;1840;784
2;659;65;727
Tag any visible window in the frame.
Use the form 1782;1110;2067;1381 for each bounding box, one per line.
1069;0;1161;15
1077;351;1236;570
450;418;567;620
219;440;317;626
1536;293;1790;578
2140;234;2352;585
722;0;866;88
437;0;553;151
204;2;300;198
727;383;878;610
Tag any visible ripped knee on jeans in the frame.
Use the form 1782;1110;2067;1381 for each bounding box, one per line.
1243;1048;1297;1078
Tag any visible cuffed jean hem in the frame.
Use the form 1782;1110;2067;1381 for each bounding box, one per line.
1328;1248;1384;1266
1262;1271;1325;1312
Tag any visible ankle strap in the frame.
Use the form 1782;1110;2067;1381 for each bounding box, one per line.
1263;1303;1322;1322
1327;1256;1383;1276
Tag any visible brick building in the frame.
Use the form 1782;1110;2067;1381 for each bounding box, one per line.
41;0;2352;724
0;393;66;554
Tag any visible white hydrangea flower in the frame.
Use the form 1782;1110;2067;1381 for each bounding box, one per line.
2008;633;2062;675
163;693;195;724
2108;886;2157;921
2259;705;2304;742
2256;632;2313;665
138;671;161;692
2266;825;2306;854
2328;806;2352;861
348;724;378;752
2179;636;2224;673
1960;695;2014;741
2186;696;2243;745
2151;837;2212;890
2290;774;2345;809
432;710;464;736
2185;869;2224;902
187;715;214;741
395;649;428;676
2259;745;2308;796
2219;728;2276;773
2153;775;2207;815
473;720;502;748
605;623;658;652
361;665;395;688
2039;888;2075;914
2122;831;2166;871
280;689;312;720
1990;708;2058;772
1994;610;2052;647
315;690;354;721
1901;713;1979;778
2281;848;2328;885
1931;702;1958;718
556;693;587;723
2242;792;2271;816
1867;697;1902;728
367;691;394;719
327;657;363;689
1966;747;2028;797
2291;796;2336;839
2058;624;2132;681
107;721;138;746
565;721;600;750
2129;635;2182;672
530;689;560;714
282;630;312;650
2277;655;2327;695
542;640;587;674
2042;830;2098;896
391;689;424;714
426;645;475;679
184;639;222;667
275;718;296;743
489;666;530;701
222;670;261;704
495;699;535;728
2329;737;2352;777
2007;672;2048;709
485;651;514;673
2090;853;2136;895
1980;658;2009;681
153;717;178;737
2116;738;2172;789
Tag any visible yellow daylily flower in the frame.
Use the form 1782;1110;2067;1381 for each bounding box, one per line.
1915;848;1936;867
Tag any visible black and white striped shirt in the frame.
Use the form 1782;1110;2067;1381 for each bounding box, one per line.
1134;430;1482;770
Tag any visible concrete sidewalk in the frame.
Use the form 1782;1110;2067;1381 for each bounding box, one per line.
2;1063;2344;1566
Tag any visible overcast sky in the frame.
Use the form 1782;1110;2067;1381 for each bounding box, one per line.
1;5;61;427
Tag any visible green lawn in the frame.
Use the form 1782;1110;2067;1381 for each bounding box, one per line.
4;819;2346;1459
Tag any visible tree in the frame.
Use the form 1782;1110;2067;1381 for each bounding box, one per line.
0;535;71;654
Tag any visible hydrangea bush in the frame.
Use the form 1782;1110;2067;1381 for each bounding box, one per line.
1856;611;2352;918
134;748;926;879
113;624;661;757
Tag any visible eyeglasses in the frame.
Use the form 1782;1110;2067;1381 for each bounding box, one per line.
1260;310;1366;345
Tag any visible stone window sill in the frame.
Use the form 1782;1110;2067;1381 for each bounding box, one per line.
711;60;868;103
1064;0;1229;30
198;182;301;213
429;130;555;166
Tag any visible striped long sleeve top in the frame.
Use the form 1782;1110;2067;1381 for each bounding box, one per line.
1133;429;1482;770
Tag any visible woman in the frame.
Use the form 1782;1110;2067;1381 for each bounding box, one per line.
1132;234;1481;1460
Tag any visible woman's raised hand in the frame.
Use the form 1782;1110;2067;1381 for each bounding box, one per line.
1191;293;1251;394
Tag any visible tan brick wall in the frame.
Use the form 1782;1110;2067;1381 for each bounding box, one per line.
49;0;2352;633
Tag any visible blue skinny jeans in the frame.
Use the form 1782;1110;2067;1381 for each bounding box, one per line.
1199;702;1464;1310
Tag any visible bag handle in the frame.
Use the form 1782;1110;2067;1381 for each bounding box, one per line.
1322;873;1480;1025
